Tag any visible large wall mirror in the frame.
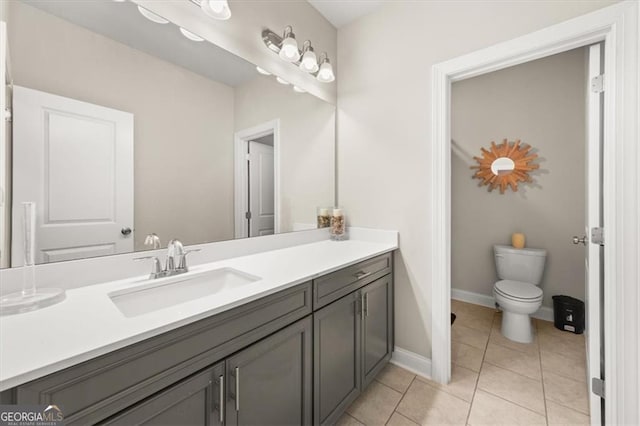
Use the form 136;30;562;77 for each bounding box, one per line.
0;0;335;268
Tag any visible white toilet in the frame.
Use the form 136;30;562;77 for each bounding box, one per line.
493;245;547;343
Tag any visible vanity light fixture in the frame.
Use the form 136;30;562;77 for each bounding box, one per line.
316;53;335;83
299;41;319;73
276;77;290;85
179;27;204;42
278;26;301;62
262;26;334;83
256;66;272;76
199;0;231;20
293;86;306;93
137;6;169;24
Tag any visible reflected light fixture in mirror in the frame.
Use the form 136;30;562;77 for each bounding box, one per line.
199;0;231;20
179;27;204;42
299;41;319;73
276;77;290;85
256;66;271;75
137;6;169;24
279;26;300;62
293;86;306;93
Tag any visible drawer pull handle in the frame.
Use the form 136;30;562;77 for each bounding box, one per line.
235;367;240;412
219;375;224;423
354;271;371;280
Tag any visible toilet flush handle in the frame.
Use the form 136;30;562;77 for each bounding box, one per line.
572;235;588;245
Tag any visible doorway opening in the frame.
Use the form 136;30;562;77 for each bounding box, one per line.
430;3;640;424
448;45;598;423
234;120;280;238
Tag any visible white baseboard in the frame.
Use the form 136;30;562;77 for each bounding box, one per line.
390;347;432;380
451;288;554;322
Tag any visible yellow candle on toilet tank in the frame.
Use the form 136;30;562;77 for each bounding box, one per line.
512;233;526;249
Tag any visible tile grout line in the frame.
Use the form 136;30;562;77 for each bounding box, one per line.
464;309;495;425
535;320;550;426
473;312;548;421
385;375;418;426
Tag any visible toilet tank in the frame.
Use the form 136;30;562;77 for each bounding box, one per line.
494;245;547;285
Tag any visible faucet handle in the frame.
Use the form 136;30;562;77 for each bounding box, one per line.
134;256;164;278
178;249;201;271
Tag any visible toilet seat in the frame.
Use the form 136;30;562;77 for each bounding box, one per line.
494;280;543;302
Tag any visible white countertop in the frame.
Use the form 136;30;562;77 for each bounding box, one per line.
0;237;396;391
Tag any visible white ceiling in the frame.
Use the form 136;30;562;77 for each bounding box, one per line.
307;0;385;28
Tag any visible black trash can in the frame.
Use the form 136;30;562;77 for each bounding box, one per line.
552;295;585;334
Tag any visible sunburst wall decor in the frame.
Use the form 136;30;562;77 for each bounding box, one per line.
471;139;539;194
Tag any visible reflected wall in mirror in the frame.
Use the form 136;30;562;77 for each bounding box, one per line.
0;0;335;268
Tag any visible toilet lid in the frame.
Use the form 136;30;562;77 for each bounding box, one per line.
495;280;543;300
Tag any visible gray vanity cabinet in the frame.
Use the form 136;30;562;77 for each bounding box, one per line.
313;292;362;425
362;275;393;387
101;362;225;426
5;252;394;426
225;317;312;426
313;268;394;426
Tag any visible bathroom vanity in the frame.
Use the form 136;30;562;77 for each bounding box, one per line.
0;238;395;426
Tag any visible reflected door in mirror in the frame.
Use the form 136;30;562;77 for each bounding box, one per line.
248;141;274;237
11;86;134;266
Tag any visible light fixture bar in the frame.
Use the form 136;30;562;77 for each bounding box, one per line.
262;28;334;83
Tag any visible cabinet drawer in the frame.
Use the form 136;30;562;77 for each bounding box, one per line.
313;253;391;309
17;282;312;425
101;362;224;426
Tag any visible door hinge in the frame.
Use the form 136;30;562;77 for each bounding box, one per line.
591;75;604;93
245;153;250;161
591;227;604;246
245;211;252;220
592;377;605;398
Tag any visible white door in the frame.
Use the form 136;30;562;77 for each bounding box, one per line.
12;86;134;266
583;43;604;424
248;141;274;237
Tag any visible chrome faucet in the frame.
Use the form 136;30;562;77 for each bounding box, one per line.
134;239;200;279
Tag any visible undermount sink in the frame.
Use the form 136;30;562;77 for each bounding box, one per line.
109;268;261;318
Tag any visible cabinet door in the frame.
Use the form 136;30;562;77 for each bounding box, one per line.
101;362;224;426
225;317;312;426
313;292;362;425
362;275;394;387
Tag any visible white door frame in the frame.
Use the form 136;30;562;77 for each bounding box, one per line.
233;119;280;238
430;2;639;425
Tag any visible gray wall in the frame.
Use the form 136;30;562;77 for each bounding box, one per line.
8;2;236;250
451;48;587;308
336;0;615;358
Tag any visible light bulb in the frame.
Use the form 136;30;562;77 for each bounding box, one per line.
201;0;231;20
276;77;290;85
137;6;169;24
293;86;306;93
179;27;204;42
279;32;300;62
299;49;318;73
256;66;271;76
317;59;335;83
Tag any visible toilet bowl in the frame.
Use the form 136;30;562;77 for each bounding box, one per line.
494;279;543;343
493;245;547;344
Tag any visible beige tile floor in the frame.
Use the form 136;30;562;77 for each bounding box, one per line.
339;300;590;426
